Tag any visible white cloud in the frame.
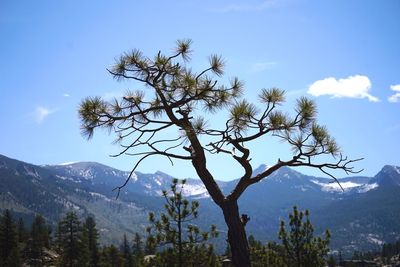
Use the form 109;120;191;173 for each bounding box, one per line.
307;75;379;102
388;84;400;103
63;93;70;97
250;62;277;72
211;0;274;13
33;106;55;123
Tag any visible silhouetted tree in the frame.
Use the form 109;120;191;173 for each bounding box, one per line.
79;40;362;266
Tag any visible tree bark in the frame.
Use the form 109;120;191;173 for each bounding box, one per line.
222;200;251;267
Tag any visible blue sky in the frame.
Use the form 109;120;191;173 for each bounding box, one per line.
0;0;399;181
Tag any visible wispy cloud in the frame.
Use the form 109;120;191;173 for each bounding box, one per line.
307;75;379;102
388;84;400;103
63;93;70;97
211;0;275;13
250;61;277;72
32;106;56;124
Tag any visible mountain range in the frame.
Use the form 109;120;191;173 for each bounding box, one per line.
0;153;399;255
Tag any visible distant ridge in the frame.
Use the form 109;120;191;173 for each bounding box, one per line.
0;153;399;253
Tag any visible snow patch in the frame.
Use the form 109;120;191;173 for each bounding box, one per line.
127;202;139;209
181;184;209;198
23;166;40;178
56;175;81;183
358;183;379;193
89;192;112;202
293;185;310;192
394;166;400;175
62;200;81;210
366;234;384;245
130;172;138;182
58;162;76;166
144;183;152;190
154;177;162;186
311;180;362;192
78;169;95;180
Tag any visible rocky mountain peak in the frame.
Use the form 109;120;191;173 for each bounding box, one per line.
370;165;400;187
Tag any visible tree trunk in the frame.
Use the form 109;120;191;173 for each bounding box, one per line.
222;200;251;267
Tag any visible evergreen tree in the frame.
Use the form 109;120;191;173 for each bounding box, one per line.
26;214;51;266
83;216;100;267
6;246;21;267
0;209;17;265
248;235;266;266
101;245;122;267
264;242;286;267
131;232;143;265
57;212;87;267
120;234;132;267
327;255;336;267
17;217;28;243
79;39;361;267
145;179;218;267
278;206;330;267
248;237;285;267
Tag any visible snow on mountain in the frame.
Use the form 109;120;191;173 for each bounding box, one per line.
255;165;306;183
311;179;363;192
21;165;40;179
58;161;77;166
370;165;400;187
357;183;379;193
365;234;384;246
45;160;400;199
180;182;210;198
1;153;400;253
394;166;400;175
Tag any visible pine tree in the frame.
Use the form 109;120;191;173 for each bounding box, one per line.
6;246;21;267
145;179;218;267
120;234;132;267
57;212;87;267
278;206;330;267
327;255;336;267
83;216;100;267
264;242;286;267
131;232;143;265
17;217;28;243
247;236;286;267
101;245;122;267
26;214;51;266
79;39;361;267
0;209;17;265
